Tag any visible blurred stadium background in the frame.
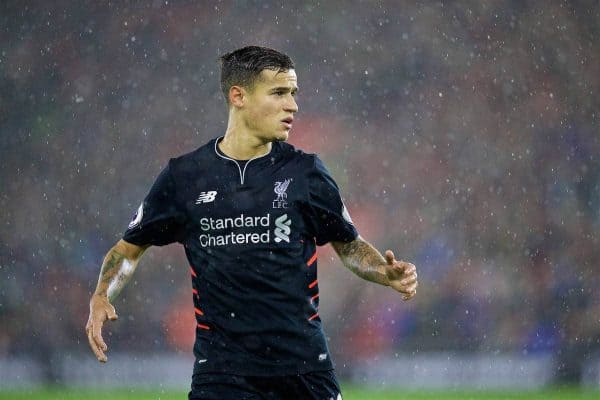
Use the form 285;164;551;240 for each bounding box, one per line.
1;0;599;397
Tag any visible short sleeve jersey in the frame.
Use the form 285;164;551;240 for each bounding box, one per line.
123;137;358;376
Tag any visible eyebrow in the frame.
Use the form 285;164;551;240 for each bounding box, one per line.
270;86;299;93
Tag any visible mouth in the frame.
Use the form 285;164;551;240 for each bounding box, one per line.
281;117;293;129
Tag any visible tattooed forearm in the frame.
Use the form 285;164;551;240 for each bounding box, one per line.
331;236;390;286
94;247;139;302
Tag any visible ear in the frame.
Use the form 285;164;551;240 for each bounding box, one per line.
228;85;245;108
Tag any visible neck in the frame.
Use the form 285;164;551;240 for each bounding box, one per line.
219;116;272;160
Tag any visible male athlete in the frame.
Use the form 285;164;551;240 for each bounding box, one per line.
86;46;418;399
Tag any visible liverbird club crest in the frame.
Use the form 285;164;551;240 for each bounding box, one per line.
273;179;291;209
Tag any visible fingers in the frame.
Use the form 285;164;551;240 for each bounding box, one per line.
106;305;118;321
92;315;108;352
400;274;417;286
387;260;418;300
86;320;107;363
402;263;416;276
384;250;395;265
387;259;409;280
402;283;418;301
85;302;117;363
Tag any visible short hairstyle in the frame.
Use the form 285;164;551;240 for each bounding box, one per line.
219;46;295;103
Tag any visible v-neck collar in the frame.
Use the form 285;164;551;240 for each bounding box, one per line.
213;136;277;185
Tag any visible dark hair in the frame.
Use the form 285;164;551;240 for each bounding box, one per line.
219;46;295;103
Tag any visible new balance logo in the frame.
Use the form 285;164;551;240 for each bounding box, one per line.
274;214;291;243
195;191;217;204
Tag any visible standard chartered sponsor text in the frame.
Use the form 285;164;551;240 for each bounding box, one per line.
200;214;270;230
199;213;272;247
199;231;271;247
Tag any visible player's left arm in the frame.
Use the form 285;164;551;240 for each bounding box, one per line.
331;236;418;300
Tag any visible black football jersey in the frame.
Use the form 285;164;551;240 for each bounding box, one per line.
123;137;358;376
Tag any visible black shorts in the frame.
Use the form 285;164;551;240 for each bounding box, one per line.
188;369;342;400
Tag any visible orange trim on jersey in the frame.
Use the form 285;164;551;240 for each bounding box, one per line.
192;288;198;296
308;279;318;289
190;266;197;278
194;307;204;316
310;293;319;303
197;323;210;330
306;252;317;267
308;313;319;321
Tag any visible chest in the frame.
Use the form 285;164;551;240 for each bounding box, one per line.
178;160;308;236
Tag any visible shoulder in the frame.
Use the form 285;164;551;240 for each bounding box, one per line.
167;137;217;176
276;141;319;169
279;142;331;176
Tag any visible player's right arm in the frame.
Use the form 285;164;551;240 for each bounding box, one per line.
85;239;149;363
86;160;184;362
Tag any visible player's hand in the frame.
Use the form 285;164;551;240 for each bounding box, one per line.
384;250;418;300
85;294;118;363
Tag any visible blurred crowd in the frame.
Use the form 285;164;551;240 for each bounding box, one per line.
1;0;598;384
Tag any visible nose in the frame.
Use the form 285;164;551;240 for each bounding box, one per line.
285;95;298;113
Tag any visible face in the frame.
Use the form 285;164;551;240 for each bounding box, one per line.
241;68;298;142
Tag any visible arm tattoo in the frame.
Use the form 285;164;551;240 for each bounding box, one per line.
332;237;390;286
95;249;137;302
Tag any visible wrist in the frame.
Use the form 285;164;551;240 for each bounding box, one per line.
366;264;390;287
378;264;391;286
92;292;109;301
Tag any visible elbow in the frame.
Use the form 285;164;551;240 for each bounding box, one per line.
113;239;148;263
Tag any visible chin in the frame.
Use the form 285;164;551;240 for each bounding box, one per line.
273;131;289;142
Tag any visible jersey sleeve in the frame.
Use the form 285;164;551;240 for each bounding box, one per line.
122;160;187;246
305;155;358;246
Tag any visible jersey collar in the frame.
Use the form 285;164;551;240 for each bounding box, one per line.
213;136;280;185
